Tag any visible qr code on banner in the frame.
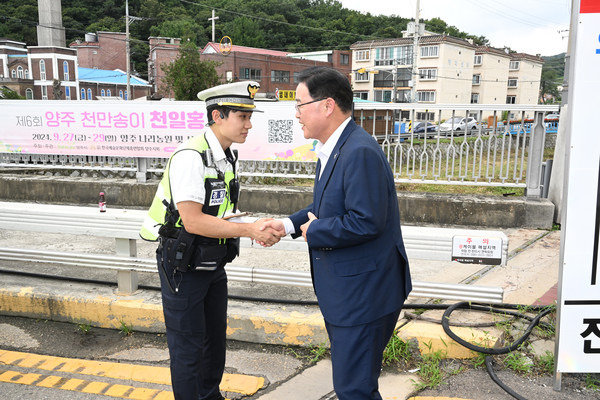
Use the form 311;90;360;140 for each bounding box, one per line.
268;120;294;143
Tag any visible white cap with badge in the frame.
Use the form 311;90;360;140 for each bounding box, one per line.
197;81;263;113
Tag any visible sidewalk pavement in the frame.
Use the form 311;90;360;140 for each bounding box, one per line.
0;227;561;399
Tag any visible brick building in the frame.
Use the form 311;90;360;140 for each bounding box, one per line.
148;38;352;100
0;37;79;100
70;32;127;71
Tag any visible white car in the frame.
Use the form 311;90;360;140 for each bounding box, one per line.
439;117;478;133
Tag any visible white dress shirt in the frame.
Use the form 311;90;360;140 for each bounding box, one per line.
282;117;352;235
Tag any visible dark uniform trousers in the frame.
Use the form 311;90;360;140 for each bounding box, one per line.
157;247;227;400
325;309;401;400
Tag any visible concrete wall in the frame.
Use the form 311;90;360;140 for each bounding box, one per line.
0;174;555;229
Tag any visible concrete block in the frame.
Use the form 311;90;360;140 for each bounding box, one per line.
397;320;501;359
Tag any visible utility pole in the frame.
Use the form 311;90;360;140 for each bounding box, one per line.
411;0;420;103
125;0;143;101
208;10;219;42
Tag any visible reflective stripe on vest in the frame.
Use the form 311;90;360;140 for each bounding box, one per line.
139;135;236;241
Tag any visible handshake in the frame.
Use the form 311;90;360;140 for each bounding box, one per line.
248;218;285;247
246;212;318;247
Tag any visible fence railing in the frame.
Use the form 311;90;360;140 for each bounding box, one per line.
0;103;559;199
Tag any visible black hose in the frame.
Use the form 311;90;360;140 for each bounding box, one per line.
485;355;527;400
441;301;554;355
442;301;554;400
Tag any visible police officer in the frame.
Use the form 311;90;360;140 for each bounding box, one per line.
140;81;281;400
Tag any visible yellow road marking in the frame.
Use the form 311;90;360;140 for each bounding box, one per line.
0;350;264;396
0;368;171;399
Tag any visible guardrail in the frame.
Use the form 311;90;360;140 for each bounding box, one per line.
0;201;507;304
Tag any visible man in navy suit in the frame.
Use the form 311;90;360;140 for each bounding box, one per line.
264;66;412;399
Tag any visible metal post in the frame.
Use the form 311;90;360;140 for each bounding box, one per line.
136;157;149;183
115;238;138;295
525;111;546;198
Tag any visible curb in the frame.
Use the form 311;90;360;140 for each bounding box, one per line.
0;273;329;347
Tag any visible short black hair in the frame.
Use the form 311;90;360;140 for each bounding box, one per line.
297;67;353;113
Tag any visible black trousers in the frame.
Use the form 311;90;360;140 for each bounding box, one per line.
157;248;227;400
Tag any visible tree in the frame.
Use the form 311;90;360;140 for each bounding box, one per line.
0;87;24;99
162;41;222;100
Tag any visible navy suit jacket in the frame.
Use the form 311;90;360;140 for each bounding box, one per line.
290;119;412;327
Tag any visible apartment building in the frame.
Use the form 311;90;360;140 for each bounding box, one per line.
472;46;511;105
506;53;545;106
350;32;543;121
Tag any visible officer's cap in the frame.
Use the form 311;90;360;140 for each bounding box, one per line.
197;81;263;113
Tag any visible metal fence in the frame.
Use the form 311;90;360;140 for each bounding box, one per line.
0;103;559;199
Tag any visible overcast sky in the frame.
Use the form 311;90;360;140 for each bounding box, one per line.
339;0;572;56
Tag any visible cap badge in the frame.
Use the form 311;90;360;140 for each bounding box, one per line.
247;84;259;99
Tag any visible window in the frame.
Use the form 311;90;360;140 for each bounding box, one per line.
11;69;16;78
472;74;481;85
474;55;482;65
354;71;369;82
340;53;349;65
40;60;46;80
375;47;394;66
240;68;261;81
355;50;370;61
271;70;290;83
26;88;33;99
65;86;70;100
471;93;480;104
354;92;368;100
119;90;124;98
106;89;111;96
394;45;412;65
374;89;393;103
416;112;435;121
419;68;437;80
375;45;412;66
25;69;29;79
417;91;436;102
101;89;106;97
17;66;24;79
63;61;69;80
41;86;48;100
87;88;92;100
125;90;128;100
420;45;439;58
508;78;518;88
506;95;516;104
81;88;86;100
509;61;520;70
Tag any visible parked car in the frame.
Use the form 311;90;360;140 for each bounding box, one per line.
410;121;438;138
544;113;560;121
439;117;478;133
413;121;437;134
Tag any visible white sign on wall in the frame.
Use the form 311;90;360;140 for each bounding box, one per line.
556;0;600;374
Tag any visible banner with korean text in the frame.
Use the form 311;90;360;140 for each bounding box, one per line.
0;100;316;162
